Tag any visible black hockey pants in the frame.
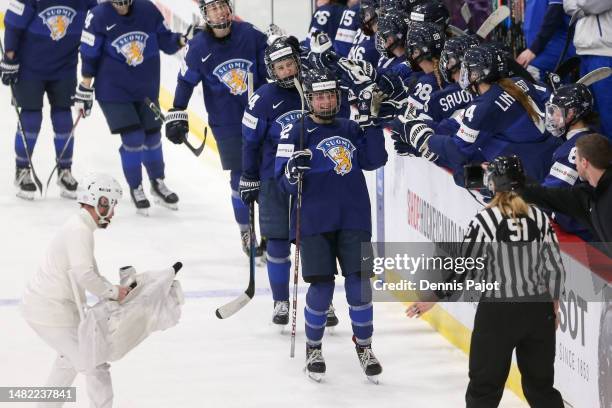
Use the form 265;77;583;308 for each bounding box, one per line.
466;301;564;408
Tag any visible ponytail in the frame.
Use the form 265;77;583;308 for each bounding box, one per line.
432;57;443;90
498;78;539;123
488;192;530;223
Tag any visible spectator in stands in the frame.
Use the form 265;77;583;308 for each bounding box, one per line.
520;133;612;255
563;0;612;139
516;0;575;82
443;0;490;33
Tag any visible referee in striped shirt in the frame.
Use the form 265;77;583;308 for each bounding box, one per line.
408;156;566;408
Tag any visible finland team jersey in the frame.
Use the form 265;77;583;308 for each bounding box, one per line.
333;5;359;58
4;0;98;80
347;28;379;66
174;22;268;131
428;78;561;182
420;82;473;123
79;0;182;102
406;72;445;116
543;128;593;239
242;83;303;180
304;4;346;50
275;117;387;239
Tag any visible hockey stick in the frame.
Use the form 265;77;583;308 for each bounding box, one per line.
553;9;583;74
214;202;256;318
289;76;306;358
577;67;612;87
0;38;43;195
44;111;84;197
215;72;257;319
476;5;510;39
144;97;206;157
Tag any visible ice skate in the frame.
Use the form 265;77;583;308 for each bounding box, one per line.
240;230;265;260
305;344;326;382
272;300;289;329
256;237;267;266
57;168;78;199
150;177;178;210
130;184;150;216
15;166;36;200
326;303;339;329
354;338;382;384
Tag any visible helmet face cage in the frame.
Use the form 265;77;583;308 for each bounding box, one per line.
111;0;133;6
265;41;301;88
306;88;341;119
545;102;568;138
200;0;233;30
439;36;479;83
547;83;594;133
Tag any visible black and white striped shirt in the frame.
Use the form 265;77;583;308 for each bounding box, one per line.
460;205;566;300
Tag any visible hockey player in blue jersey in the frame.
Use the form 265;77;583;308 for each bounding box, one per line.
347;0;380;65
391;44;560;184
164;0;268;255
334;2;360;58
543;83;598;240
304;0;348;51
274;67;386;382
76;0;187;214
240;37;303;327
404;22;446;117
2;0;97;200
421;35;480;124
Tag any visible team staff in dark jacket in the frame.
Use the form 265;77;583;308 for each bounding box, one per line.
519;133;612;255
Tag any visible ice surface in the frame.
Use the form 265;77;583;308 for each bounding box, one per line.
0;70;526;408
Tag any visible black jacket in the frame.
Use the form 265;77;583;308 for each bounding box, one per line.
520;167;612;256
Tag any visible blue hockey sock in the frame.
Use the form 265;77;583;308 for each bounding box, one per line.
119;129;145;189
266;239;291;301
14;110;42;168
304;281;335;346
230;170;249;230
51;108;73;169
142;131;165;180
345;273;373;345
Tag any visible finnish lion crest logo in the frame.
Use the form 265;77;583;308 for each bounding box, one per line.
112;32;149;67
39;6;77;41
214;59;253;96
316;136;356;176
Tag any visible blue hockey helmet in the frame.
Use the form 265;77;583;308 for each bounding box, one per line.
302;68;341;120
265;37;302;89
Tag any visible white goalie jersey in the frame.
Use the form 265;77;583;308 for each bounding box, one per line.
76;265;184;371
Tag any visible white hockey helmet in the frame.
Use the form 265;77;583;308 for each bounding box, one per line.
77;173;123;227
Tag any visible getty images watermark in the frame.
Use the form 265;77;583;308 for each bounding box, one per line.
360;242;523;303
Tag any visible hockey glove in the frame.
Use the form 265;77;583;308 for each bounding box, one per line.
73;83;94;117
239;175;261;204
266;23;287;45
356;84;382;127
285;149;312;184
337;58;377;87
165;109;189;144
377;73;408;109
310;31;333;54
0;56;19;86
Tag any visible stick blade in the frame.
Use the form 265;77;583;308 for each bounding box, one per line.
215;292;253;319
476;5;510;38
577;67;612;87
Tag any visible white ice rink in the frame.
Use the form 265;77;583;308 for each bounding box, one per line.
0;82;528;407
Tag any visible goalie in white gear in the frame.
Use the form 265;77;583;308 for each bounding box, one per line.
21;173;128;408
